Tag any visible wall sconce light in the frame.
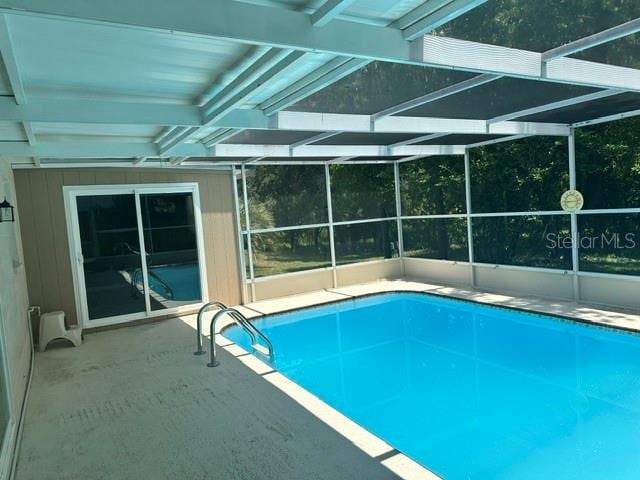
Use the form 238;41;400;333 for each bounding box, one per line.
0;197;15;223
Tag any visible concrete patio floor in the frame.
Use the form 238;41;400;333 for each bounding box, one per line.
15;316;417;480
15;279;640;480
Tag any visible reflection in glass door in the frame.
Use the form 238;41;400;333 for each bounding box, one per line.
69;185;206;326
140;192;202;311
76;194;146;320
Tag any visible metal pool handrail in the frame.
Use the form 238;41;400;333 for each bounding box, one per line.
194;301;227;355
207;307;274;368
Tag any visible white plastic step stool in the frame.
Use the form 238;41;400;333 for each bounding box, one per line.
39;311;82;352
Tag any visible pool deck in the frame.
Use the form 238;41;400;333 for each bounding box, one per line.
15;279;640;480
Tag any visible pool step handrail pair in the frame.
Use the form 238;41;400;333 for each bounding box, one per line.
194;302;274;367
194;301;227;355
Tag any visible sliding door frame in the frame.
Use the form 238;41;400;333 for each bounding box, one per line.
64;183;208;328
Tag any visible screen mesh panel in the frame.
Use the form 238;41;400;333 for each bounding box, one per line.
576;117;640;210
403;77;598;119
330;163;396;221
286;62;476;115
400;156;466;215
473;215;572;269
316;132;429;145
403;218;469;262
251;227;331;277
578;213;640;276
244;164;328;229
470;136;569;213
437;0;640;52
334;220;398;265
417;134;507;145
220;129;324;144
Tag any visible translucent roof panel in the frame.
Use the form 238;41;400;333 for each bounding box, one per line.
437;1;640;52
10;14;250;103
287;61;476;115
237;0;432;25
403;77;598;120
518;92;640;124
571;33;640;69
316;132;429;145
220;129;325;144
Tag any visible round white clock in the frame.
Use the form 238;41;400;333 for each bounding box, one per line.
560;189;584;212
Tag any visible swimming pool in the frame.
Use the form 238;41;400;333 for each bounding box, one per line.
224;292;640;480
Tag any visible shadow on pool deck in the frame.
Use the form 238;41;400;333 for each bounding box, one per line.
15;317;408;480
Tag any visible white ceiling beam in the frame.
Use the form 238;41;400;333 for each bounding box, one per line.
0;97;572;135
571;108;640;128
543;56;640;92
3;1;638;92
414;35;640;91
487;89;623;124
402;0;488;41
211;143;466;156
0;141;466;158
0;96;204;126
542;18;640;62
0;13;34;146
311;0;357;27
274;111;571;135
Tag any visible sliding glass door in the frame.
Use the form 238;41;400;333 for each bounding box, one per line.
76;193;146;320
140;192;202;311
67;184;207;327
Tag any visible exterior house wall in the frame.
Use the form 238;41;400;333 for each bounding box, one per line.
0;160;31;478
13;167;242;325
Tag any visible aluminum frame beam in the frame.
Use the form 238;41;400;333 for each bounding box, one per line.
273;111;571;135
0;14;34;147
487;89;623;124
0;97;572;136
371;73;499;119
0;141;467;158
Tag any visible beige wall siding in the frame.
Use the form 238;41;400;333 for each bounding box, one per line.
0;160;31;477
14;168;242;325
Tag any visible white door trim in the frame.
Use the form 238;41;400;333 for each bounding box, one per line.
63;183;209;328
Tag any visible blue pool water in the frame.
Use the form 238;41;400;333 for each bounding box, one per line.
224;292;640;479
149;264;201;301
